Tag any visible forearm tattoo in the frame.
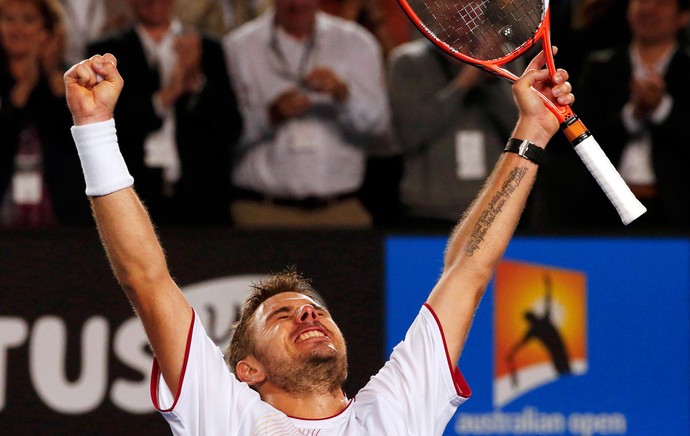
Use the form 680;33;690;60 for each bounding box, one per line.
465;166;529;256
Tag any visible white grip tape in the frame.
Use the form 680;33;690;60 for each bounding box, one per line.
71;119;134;197
574;135;647;225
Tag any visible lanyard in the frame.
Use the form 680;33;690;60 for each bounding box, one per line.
268;24;317;88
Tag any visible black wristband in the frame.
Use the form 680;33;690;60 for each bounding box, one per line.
504;138;544;165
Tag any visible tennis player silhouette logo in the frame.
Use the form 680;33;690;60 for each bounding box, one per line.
493;261;587;407
506;274;571;384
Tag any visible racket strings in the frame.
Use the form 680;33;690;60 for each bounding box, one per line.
409;0;543;61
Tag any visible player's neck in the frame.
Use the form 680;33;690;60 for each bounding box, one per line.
261;388;349;419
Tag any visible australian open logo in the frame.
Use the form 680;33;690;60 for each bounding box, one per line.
493;261;588;408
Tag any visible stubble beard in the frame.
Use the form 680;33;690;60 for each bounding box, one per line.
261;346;348;397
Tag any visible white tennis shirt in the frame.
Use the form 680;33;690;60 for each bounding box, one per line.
151;304;470;435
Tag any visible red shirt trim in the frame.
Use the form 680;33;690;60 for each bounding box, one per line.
423;303;472;398
150;308;196;412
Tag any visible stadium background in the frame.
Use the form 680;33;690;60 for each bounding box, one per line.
0;230;687;435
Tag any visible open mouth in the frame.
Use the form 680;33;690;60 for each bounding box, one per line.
296;329;327;343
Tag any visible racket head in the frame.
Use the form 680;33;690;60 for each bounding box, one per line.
398;0;572;121
397;0;549;81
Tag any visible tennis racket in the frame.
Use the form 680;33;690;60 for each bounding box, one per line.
397;0;646;225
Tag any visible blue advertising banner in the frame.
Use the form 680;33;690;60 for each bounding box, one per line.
386;237;690;436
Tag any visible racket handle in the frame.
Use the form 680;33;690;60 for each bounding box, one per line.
572;135;646;225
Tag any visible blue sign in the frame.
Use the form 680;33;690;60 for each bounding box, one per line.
386;237;690;435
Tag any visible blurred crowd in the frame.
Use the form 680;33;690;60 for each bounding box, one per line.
1;0;688;234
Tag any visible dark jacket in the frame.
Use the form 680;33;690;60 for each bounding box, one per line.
577;45;690;230
0;52;91;226
88;27;243;225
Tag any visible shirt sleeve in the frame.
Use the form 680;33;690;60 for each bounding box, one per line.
333;24;390;141
356;304;471;434
150;310;263;435
223;33;274;152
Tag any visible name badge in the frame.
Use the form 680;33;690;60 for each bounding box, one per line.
12;172;42;205
288;120;320;152
455;130;486;180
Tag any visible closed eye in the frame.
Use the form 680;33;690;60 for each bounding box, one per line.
268;306;292;322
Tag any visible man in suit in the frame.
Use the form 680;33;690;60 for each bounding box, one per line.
576;0;690;230
88;0;243;225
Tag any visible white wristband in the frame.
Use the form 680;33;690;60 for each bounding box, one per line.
71;119;134;197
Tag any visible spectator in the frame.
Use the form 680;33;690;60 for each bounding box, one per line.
88;0;243;226
526;0;632;234
388;40;518;232
577;0;690;231
57;0;132;66
0;0;90;228
319;0;410;228
223;0;390;228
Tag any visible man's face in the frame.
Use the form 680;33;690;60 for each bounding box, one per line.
127;0;174;27
249;292;348;394
274;0;319;36
628;0;689;44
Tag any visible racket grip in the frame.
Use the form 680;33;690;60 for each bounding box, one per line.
572;135;647;225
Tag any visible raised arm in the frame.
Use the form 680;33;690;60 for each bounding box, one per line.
64;55;192;394
425;51;575;367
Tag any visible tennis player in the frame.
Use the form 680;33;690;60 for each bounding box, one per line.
64;51;573;434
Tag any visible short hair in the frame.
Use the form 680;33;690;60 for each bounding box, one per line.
225;268;325;374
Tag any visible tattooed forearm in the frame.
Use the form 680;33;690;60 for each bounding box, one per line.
465;166;529;256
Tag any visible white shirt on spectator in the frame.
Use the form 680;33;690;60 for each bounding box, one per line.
135;20;184;189
223;11;390;199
